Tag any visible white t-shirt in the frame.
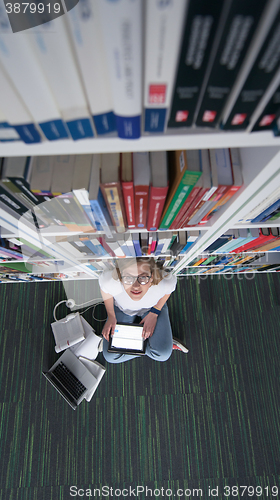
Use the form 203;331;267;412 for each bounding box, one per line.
99;270;177;316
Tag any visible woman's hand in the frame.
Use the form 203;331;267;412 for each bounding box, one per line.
102;314;117;341
140;312;158;340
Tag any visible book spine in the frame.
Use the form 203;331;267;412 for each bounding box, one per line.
222;4;280;130
143;0;186;132
179;187;209;227
0;12;68;140
252;79;280;132
134;185;149;229
121;181;136;228
98;0;142;139
27;16;94;140
199;185;240;223
170;186;201;229
146;186;169;231
160;171;201;229
66;0;116;135
195;0;267;127
100;183;127;233
89;200;113;237
0;120;20;142
0;68;42;143
168;0;224;128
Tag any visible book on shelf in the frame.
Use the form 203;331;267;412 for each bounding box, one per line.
133;152;150;229
140;232;148;255
50;156;75;196
98;0;142;139
0;65;42;144
167;0;225;128
79;235;109;258
251;197;280;223
147;151;169;231
170;150;203;229
0;109;20;142
132;233;142;257
120;153;135;229
143;0;186;133
147;232;155;255
159;150;202;230
86;154;114;237
27;16;94;140
66;0;116;136
239;185;280;224
195;0;267;128
249;68;280;132
55;191;96;233
100;153;127;233
29;156;55;198
125;233;136;257
221;0;280;130
2;156;31;183
0;12;70;142
71;155;92;191
177;149;213;228
199;148;243;224
168;231;187;256
186;150;229;226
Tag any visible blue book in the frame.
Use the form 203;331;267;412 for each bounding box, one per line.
132;234;142;256
14;123;41;144
39;119;69;141
251;198;280;223
89;189;114;238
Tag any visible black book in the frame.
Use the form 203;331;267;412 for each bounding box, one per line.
195;0;267;127
169;231;187;256
222;3;280;130
167;0;224;128
252;82;280;132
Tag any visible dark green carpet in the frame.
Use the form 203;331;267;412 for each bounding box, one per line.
0;274;280;499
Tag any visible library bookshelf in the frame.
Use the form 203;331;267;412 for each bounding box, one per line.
1;136;280;282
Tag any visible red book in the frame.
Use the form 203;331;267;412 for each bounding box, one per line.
97;236;116;257
199;148;243;224
120;152;135;229
230;230;276;253
170;185;202;229
147;151;169;231
133;152;150;229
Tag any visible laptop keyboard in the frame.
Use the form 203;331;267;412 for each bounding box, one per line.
52;362;87;401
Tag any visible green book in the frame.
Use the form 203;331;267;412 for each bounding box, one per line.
0;262;32;273
159;170;201;229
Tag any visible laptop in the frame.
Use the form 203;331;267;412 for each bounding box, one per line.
42;349;98;410
108;323;147;355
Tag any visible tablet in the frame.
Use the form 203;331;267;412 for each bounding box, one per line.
108;323;147;355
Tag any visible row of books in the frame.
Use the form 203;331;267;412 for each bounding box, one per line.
0;148;243;235
203;227;280;255
179;262;280;275
1;0;280;143
0;228;201;264
239;185;280;224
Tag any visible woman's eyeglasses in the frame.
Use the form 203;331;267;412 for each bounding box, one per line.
121;275;152;285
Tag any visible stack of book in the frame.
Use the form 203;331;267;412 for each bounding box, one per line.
1;0;280;143
0;148;243;237
178;227;280;275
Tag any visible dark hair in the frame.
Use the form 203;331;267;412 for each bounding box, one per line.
112;257;166;286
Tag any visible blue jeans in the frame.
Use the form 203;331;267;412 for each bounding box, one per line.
103;303;173;363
